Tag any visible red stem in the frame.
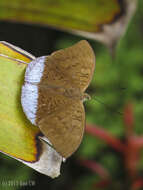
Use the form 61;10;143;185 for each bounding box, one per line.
124;104;134;137
131;178;143;190
131;137;143;148
86;125;125;153
79;159;110;179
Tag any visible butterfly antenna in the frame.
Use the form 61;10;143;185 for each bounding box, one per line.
91;95;123;116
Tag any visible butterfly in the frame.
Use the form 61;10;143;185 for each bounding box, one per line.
21;40;95;158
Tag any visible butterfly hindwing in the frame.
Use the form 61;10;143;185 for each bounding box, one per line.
37;98;85;158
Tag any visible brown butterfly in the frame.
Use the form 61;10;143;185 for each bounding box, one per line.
21;40;95;158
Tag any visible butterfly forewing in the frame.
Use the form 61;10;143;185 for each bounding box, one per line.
43;40;95;91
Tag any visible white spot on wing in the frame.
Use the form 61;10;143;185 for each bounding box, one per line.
21;56;46;124
25;56;46;83
21;83;38;125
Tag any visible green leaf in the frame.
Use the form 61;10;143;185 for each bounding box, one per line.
0;0;137;49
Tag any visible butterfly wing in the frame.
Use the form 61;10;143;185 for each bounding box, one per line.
22;84;85;158
42;40;95;92
36;89;85;158
21;40;95;158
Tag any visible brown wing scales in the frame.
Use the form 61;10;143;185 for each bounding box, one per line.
36;40;95;158
37;99;85;158
41;40;95;91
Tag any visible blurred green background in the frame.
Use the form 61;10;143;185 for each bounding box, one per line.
0;0;143;190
